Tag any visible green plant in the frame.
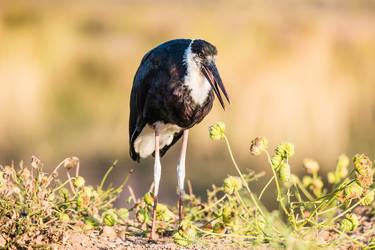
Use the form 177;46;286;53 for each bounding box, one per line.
0;157;131;249
1;122;374;249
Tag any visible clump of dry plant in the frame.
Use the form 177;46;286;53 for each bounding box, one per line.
0;156;129;249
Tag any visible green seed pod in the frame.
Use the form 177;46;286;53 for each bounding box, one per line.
249;137;268;156
117;208;129;221
208;122;226;141
74;176;85;188
344;182;364;200
174;220;197;246
222;206;234;225
279;162;291;184
271;155;283;169
302;176;313;187
59;213;70;222
327;172;336;184
337;154;349;178
290;174;299;185
223;176;242;195
136;207;150;224
103;211;118;226
156;204;174;222
76;193;90;209
311;178;323;197
303;159;320;175
361;190;375;206
173;231;190;247
340;214;359;232
82;186;93;197
84;216;100;230
143;192;154;206
59;187;70;200
340;218;353;232
275;143;295;158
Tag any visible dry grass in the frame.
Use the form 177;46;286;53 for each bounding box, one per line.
1;123;375;249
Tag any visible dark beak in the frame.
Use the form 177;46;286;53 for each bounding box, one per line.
201;63;230;109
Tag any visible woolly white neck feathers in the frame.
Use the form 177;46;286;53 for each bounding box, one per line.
183;41;212;106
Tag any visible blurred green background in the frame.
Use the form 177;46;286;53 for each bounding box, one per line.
1;0;374;207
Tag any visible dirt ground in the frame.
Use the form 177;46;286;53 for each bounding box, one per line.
53;227;199;250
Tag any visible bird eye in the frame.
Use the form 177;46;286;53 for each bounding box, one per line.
198;52;204;58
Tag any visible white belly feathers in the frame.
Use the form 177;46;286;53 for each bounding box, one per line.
134;122;182;158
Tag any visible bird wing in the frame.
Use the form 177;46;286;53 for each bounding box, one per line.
129;62;184;161
129;40;191;161
129;51;154;162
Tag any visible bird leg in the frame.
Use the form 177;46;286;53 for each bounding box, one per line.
150;126;161;241
177;129;189;223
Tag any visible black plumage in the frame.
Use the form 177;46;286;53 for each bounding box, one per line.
128;38;229;240
129;39;229;162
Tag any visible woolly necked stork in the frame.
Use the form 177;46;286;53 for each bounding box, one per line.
129;39;230;240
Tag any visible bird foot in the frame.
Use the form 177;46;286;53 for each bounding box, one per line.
178;196;184;223
148;231;159;242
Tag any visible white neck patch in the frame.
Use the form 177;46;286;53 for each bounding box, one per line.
183;41;212;106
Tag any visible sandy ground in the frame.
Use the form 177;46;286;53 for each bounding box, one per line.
54;227;201;250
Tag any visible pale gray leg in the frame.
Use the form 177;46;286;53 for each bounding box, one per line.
177;129;189;222
150;127;161;240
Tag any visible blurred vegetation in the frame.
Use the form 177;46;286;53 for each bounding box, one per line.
2;127;375;248
0;0;374;207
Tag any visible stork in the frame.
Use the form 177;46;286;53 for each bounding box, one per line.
129;39;229;240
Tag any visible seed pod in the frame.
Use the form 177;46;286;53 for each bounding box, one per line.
303;159;320;175
31;156;41;169
344;182;364;200
76;193;90;209
340;214;359;232
208;122;226;141
361;190;375;206
222;207;234;225
82;186;93;197
84;216;100;230
143;192;154;206
275;143;295;158
327;172;336;184
117;208;129;221
271;155;283;169
302;176;313;187
136;208;150;224
249;137;268;156
353;154;372;176
64;157;80;170
223;176;242;195
311;178;323;196
173;231;190;247
59;213;70;222
356;172;374;188
103;211;118;226
74;176;85;188
290;174;299;185
59;187;70;200
156;204;174;222
279;162;291;184
336;154;349;178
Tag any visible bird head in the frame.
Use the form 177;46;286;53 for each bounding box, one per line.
191;39;230;109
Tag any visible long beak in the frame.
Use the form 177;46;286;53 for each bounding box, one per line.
202;63;230;109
